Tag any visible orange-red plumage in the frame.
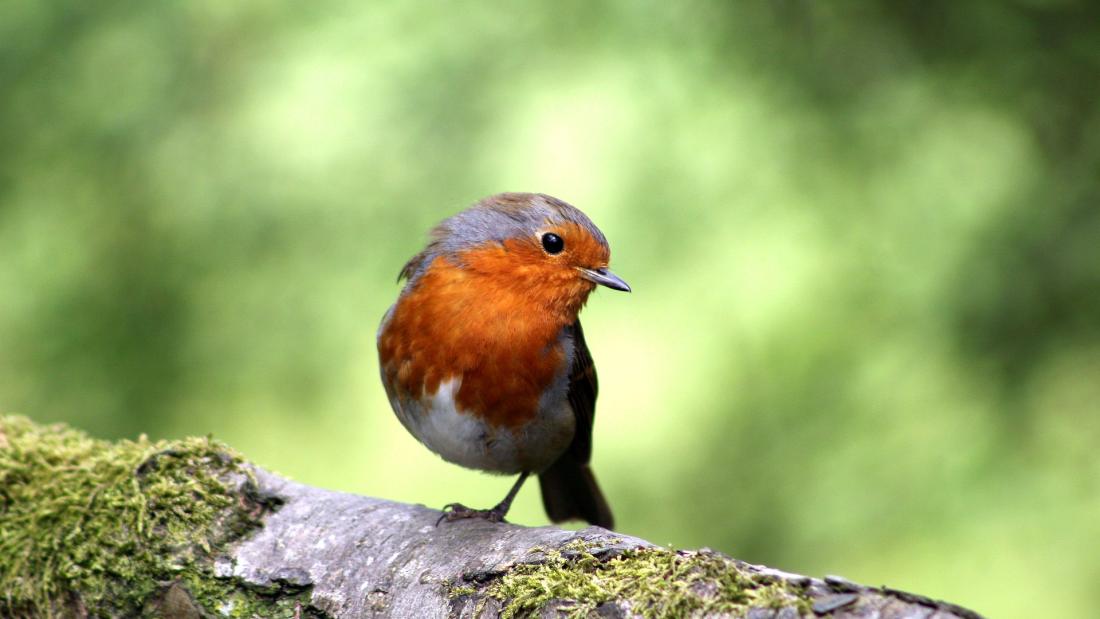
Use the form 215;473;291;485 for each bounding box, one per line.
377;192;628;528
379;253;568;429
378;222;610;428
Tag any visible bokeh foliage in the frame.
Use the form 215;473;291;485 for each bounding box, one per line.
2;2;1098;617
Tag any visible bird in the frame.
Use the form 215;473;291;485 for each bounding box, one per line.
376;192;629;529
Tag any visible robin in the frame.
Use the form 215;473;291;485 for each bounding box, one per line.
377;192;629;528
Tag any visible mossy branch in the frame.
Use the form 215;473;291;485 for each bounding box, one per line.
0;416;984;619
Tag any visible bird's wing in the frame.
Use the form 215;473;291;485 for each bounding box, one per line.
565;320;598;464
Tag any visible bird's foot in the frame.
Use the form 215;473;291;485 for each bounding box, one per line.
436;502;509;526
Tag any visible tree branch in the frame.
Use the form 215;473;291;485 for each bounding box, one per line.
0;416;984;618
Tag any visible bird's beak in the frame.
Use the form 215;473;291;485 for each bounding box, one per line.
578;267;631;292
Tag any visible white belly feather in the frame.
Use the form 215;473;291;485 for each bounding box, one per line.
391;376;575;474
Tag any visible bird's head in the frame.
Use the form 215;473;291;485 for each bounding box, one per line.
401;193;629;319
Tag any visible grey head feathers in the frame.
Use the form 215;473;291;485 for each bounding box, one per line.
398;193;608;285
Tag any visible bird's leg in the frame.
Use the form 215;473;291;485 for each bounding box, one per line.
437;472;530;525
490;471;530;516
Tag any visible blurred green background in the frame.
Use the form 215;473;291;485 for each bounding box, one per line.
2;1;1099;617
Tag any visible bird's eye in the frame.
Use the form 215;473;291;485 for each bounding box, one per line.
541;232;565;255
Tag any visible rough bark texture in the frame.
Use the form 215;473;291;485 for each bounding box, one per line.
0;417;985;618
220;468;984;619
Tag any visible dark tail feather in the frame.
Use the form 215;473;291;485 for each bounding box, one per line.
538;457;614;529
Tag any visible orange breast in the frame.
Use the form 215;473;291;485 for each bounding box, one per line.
378;250;579;428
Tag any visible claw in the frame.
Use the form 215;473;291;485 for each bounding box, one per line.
435;502;507;526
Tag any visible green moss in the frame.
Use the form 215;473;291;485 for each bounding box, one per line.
476;541;811;619
0;415;270;617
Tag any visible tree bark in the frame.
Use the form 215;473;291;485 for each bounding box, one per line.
218;467;983;619
0;417;985;618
